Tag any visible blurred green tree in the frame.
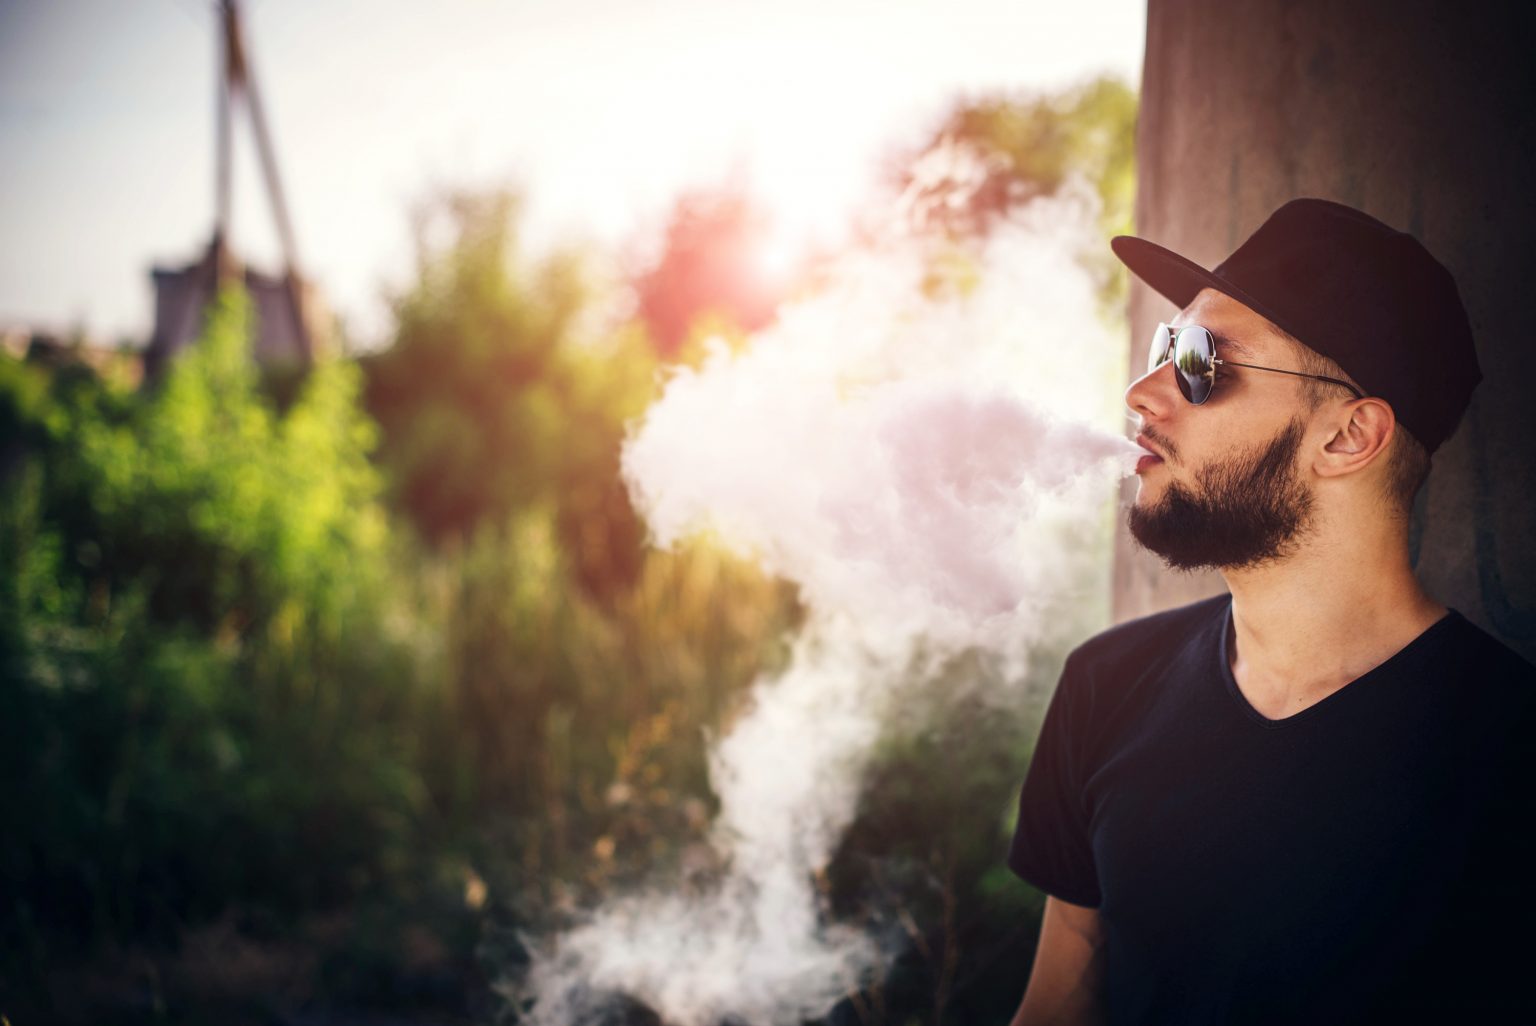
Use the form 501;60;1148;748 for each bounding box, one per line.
363;189;655;603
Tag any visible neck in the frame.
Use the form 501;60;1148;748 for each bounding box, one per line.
1219;513;1446;714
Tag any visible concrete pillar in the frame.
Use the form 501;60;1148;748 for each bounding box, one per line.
1116;0;1536;660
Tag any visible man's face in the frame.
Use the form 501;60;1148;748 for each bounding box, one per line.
1123;289;1318;572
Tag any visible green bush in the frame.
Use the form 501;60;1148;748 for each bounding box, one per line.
0;289;427;966
0;281;805;1019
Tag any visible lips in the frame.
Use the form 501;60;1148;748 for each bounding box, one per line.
1135;433;1166;460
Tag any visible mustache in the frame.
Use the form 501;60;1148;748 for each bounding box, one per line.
1126;418;1179;463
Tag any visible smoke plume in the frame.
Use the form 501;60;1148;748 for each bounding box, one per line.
515;190;1138;1026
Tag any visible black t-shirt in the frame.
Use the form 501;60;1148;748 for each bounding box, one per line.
1009;594;1536;1025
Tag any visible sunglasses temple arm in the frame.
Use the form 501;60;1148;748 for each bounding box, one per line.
1219;359;1365;399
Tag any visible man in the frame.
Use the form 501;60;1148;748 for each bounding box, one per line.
1007;198;1536;1025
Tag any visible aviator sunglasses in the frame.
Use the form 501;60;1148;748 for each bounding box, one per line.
1146;323;1366;405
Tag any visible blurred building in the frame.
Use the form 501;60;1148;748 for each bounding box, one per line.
143;0;328;383
144;236;328;381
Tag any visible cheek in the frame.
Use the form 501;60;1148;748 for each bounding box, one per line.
1183;407;1272;461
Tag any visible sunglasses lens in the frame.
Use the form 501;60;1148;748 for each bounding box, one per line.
1174;326;1216;404
1147;323;1172;375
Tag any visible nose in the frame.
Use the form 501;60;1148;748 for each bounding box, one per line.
1124;353;1180;423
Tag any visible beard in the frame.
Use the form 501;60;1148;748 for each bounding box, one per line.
1127;416;1315;572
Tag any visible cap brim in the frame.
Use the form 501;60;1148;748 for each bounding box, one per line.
1110;235;1286;331
1110;236;1219;308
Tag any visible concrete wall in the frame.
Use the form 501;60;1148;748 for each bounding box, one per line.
1116;0;1536;661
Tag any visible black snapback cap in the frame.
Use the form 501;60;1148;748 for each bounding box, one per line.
1111;198;1481;453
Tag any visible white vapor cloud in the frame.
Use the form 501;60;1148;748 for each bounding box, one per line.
515;187;1137;1026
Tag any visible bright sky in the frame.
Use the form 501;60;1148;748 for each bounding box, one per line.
0;0;1144;347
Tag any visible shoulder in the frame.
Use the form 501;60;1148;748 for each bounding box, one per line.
1052;593;1230;717
1430;617;1536;829
1065;592;1230;681
1444;612;1536;672
1381;611;1536;779
1436;611;1536;713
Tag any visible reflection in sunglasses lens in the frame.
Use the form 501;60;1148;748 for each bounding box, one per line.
1176;327;1215;404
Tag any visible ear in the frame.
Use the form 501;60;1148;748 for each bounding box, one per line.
1315;398;1395;478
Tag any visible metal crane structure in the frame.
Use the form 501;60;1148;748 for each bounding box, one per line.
144;0;327;381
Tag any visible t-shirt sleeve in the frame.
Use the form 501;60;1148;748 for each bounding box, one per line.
1008;653;1102;907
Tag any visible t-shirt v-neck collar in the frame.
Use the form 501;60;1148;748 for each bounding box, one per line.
1214;596;1461;730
